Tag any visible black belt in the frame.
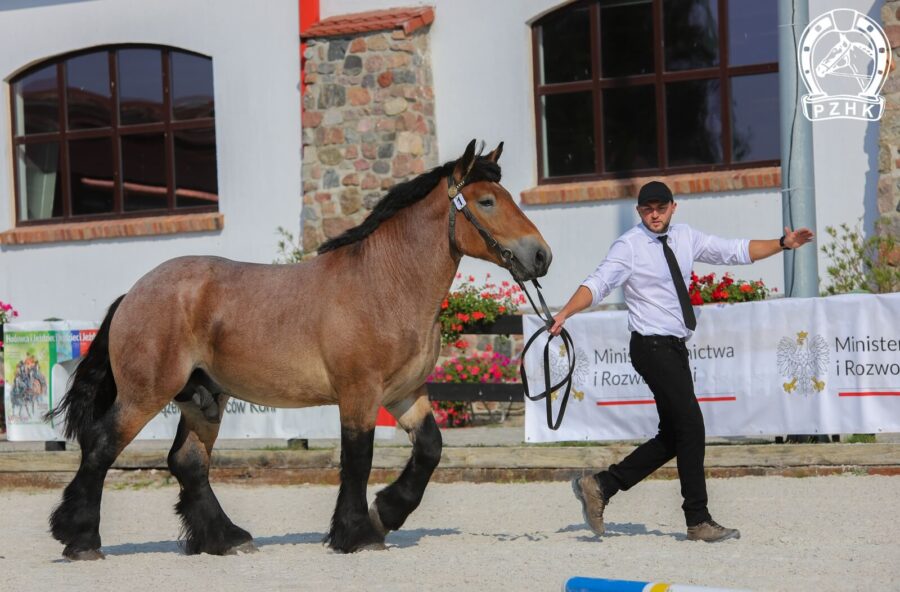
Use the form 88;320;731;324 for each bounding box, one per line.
631;331;686;344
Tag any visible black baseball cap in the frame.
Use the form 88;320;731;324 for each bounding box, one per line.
637;181;673;206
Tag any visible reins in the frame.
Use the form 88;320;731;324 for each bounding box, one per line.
446;166;576;431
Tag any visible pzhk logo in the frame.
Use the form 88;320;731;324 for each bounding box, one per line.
798;9;892;121
777;331;829;396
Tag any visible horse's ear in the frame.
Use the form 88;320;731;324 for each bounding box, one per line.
487;141;504;163
453;139;478;180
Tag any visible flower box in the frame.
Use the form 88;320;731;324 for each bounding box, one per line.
455;314;523;335
426;382;523;402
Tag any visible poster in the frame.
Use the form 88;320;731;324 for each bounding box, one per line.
523;293;900;442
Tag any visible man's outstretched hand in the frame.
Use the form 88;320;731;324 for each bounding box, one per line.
784;226;814;249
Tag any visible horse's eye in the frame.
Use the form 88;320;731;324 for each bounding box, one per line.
478;198;495;208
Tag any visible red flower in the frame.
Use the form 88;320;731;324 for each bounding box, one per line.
739;284;753;293
440;299;449;310
472;311;485;320
722;274;734;286
454;339;469;350
690;291;704;305
712;290;728;301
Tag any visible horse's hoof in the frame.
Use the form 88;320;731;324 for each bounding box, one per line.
224;541;258;555
368;502;389;537
356;541;387;552
64;548;105;561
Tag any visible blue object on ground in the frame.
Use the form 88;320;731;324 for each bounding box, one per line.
564;577;751;592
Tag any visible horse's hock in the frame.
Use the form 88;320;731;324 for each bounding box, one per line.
301;9;439;253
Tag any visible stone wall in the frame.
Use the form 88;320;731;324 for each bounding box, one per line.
878;1;900;258
301;27;438;253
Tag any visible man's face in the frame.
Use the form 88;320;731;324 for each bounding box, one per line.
637;200;676;233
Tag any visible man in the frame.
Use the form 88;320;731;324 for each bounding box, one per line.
549;180;814;543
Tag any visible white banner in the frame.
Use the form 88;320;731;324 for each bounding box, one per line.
523;293;900;442
3;321;395;442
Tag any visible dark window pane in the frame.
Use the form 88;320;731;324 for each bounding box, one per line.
543;92;595;177
122;134;167;212
172;51;214;119
17;143;62;221
664;0;719;71
14;64;58;135
601;0;653;77
666;79;722;166
118;49;164;125
728;0;778;66
67;52;112;130
69;137;114;216
731;73;780;162
540;6;591;83
175;128;218;208
603;86;658;172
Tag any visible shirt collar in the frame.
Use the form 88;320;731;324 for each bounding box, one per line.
636;222;670;244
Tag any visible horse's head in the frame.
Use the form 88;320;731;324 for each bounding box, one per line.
448;139;552;281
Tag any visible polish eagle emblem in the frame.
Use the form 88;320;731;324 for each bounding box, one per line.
777;331;829;396
545;343;589;403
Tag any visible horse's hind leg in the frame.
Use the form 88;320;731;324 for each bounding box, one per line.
369;390;441;536
325;397;385;553
168;393;254;555
50;402;155;560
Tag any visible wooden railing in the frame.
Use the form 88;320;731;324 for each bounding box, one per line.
425;314;525;403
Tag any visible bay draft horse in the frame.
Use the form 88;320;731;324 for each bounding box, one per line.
47;139;552;560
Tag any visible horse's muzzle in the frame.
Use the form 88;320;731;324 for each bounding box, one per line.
509;239;552;281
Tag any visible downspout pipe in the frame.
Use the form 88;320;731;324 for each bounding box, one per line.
778;0;819;297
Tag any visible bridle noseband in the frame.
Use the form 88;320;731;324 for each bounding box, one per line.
445;163;576;431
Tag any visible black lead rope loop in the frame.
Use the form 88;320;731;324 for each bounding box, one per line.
517;279;577;431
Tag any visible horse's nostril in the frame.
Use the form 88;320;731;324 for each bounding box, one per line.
534;248;549;272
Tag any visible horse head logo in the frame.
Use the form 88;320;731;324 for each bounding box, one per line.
798;9;891;121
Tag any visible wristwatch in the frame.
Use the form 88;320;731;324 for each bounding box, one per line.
779;235;791;250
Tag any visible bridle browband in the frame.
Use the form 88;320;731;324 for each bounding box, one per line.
445;161;576;431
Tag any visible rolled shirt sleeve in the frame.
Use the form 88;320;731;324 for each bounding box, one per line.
580;238;634;306
689;227;752;266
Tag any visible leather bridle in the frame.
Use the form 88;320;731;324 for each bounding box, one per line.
445;164;575;431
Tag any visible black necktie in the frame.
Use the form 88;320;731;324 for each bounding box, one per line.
658;235;697;330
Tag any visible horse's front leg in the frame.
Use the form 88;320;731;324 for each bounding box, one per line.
369;389;441;536
325;395;385;553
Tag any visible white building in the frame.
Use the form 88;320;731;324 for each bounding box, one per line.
0;0;302;321
0;0;888;322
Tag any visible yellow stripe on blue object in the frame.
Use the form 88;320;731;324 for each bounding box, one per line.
564;577;751;592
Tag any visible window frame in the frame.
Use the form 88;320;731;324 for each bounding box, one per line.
531;0;780;185
9;43;218;226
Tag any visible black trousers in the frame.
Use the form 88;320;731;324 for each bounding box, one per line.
596;332;712;527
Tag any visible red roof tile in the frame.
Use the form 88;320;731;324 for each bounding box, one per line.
303;6;434;38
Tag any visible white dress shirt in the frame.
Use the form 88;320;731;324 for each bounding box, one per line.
581;223;752;338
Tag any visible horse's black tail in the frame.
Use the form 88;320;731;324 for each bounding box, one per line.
44;295;126;445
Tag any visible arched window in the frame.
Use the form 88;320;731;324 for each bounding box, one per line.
532;0;779;183
10;44;217;224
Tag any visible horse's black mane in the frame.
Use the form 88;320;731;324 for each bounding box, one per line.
317;157;501;254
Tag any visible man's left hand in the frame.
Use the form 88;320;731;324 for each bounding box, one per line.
784;226;814;249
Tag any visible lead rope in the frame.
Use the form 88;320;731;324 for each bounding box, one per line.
516;279;576;431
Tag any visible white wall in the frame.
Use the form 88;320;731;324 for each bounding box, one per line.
0;0;301;321
320;0;882;306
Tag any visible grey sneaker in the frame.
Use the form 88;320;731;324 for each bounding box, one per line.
571;476;607;536
687;520;740;542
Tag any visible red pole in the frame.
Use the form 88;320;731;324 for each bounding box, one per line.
299;0;320;97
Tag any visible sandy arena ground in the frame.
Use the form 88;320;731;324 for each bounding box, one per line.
2;475;898;591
